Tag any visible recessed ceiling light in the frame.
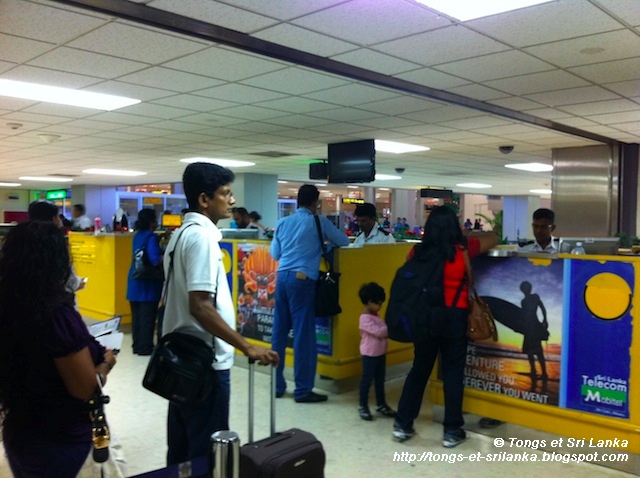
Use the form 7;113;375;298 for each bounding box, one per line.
347;185;360;189
0;79;140;111
314;183;327;187
415;0;554;21
375;174;402;180
530;189;553;194
277;180;288;184
456;182;492;189
375;140;429;154
0;182;21;187
505;162;553;172
19;176;73;182
179;157;255;168
83;168;147;177
378;187;390;191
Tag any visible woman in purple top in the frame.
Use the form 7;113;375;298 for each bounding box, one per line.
357;282;396;421
0;221;117;478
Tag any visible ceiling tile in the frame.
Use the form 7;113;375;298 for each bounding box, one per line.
28;47;147;79
253;24;357;57
254;97;337;114
603;79;640;97
468;0;624;47
118;67;226;92
194;83;288;103
524;86;622;107
213;0;348;20
393;68;470;90
357;96;442;116
68;22;206;63
1;65;102;89
375;25;510;66
0;34;54;64
151;94;239;112
292;0;446;45
524;30;640;68
435;51;555;82
303;83;399;106
593;0;640;27
569;58;640;84
240;67;349;95
484;70;590;95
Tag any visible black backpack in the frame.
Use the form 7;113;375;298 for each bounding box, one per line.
385;245;446;342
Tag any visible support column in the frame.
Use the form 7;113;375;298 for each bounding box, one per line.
390;189;419;229
502;196;541;243
218;173;278;230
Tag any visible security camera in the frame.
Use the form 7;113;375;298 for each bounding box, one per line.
499;145;514;154
395;167;406;174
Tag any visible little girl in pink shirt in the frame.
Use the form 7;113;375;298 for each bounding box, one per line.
358;282;397;421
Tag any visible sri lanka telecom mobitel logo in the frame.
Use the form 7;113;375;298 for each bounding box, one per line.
581;374;628;408
580;272;631;409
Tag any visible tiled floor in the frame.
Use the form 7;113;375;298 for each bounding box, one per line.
1;329;637;477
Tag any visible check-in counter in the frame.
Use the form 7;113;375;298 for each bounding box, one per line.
223;240;414;379
427;252;640;453
70;232;133;323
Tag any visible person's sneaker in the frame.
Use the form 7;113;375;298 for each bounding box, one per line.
376;404;396;418
392;425;415;441
443;430;468;448
478;417;504;429
359;406;373;421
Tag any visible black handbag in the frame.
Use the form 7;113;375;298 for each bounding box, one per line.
142;224;217;407
132;234;164;280
142;332;217;406
313;215;341;317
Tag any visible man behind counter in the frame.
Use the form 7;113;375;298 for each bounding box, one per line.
353;203;395;245
518;208;558;253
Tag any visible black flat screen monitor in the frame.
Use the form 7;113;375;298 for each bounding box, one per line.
327;139;375;183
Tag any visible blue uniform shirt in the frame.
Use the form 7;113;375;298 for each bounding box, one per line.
270;208;349;280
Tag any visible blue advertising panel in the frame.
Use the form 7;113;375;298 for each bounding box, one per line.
561;259;632;418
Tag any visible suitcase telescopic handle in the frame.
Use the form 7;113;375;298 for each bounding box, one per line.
247;359;276;444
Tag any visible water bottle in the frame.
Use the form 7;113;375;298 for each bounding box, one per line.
94;216;101;235
571;241;586;255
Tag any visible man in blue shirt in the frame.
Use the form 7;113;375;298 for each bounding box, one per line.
270;185;349;403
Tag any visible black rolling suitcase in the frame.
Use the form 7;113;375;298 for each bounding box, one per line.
239;361;326;478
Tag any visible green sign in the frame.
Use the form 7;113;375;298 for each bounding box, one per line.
45;189;67;200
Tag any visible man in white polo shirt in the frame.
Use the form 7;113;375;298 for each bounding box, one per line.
162;162;279;465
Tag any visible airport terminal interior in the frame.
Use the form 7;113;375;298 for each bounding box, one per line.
2;1;640;477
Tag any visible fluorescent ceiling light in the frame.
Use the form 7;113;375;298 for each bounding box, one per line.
0;79;140;111
456;182;492;189
375;174;402;180
378;188;390;191
530;189;553;194
314;183;327;187
415;0;553;21
375;140;429;154
83;168;147;177
505;162;553;172
347;185;360;189
180;157;255;168
0;182;21;187
19;176;73;182
277;180;288;184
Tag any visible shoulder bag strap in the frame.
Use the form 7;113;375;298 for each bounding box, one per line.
160;223;196;305
313;214;332;272
452;247;473;307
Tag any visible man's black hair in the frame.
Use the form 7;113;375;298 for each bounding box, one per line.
354;202;376;218
297;184;320;208
73;204;86;214
235;207;249;216
358;282;386;305
533;208;555;223
182;162;235;210
28;200;58;221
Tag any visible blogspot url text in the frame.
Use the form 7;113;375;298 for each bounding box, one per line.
392;451;629;464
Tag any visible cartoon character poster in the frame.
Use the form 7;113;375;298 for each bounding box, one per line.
236;243;278;343
464;256;563;406
561;259;632;418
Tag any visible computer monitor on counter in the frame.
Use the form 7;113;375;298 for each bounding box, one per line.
558;237;619;255
220;228;259;240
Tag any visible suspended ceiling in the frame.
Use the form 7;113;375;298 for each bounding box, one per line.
1;0;639;196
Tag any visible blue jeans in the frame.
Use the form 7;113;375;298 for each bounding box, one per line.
130;300;160;354
359;355;387;408
395;307;468;434
5;439;90;478
272;271;318;399
166;369;230;465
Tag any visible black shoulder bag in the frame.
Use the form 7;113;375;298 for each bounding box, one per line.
142;224;218;407
313;215;342;317
132;233;164;281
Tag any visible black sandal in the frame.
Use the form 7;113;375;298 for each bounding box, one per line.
376;404;397;417
359;406;373;421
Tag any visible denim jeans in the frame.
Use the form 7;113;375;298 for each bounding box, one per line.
359;355;387;408
166;369;230;465
272;271;318;399
130;300;160;354
395;307;468;434
5;439;91;478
